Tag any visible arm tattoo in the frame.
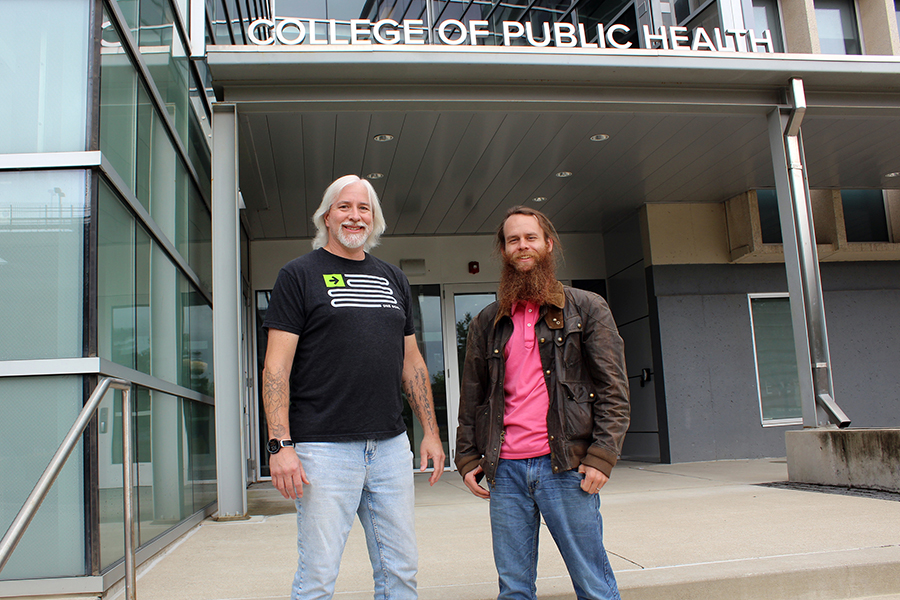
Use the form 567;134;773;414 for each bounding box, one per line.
403;365;438;435
262;366;290;440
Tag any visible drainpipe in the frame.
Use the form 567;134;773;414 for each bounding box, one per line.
767;78;850;429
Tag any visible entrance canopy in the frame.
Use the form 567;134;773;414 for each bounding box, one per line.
208;46;900;239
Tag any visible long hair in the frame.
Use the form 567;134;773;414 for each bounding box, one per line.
494;205;563;260
311;175;386;251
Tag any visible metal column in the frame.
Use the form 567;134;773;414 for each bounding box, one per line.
767;79;850;429
212;103;249;518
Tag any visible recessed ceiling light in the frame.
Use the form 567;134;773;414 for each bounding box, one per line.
885;171;900;178
532;196;547;203
556;171;572;178
366;173;384;180
373;134;394;142
590;134;610;142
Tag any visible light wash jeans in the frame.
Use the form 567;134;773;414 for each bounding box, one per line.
489;455;621;600
291;433;418;600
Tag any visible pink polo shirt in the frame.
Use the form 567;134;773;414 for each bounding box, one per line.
500;301;551;459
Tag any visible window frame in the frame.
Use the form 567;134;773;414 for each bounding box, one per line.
748;293;803;427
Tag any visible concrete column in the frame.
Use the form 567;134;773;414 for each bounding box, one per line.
858;0;900;54
212;103;248;519
781;0;820;53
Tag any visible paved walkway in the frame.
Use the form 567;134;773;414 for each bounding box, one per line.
132;459;900;600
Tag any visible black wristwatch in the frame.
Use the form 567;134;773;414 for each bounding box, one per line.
267;438;294;454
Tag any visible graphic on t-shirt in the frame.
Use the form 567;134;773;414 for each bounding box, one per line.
323;274;345;287
326;273;400;309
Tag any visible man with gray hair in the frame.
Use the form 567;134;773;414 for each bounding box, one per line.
262;174;445;600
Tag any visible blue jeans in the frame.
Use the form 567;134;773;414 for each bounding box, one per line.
489;455;621;600
291;433;418;600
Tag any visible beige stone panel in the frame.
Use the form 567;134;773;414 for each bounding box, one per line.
781;0;820;53
644;203;730;265
858;0;900;54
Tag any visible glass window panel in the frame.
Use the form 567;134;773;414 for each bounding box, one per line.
0;170;85;360
140;0;191;142
101;9;139;192
896;0;900;29
141;390;188;543
0;0;90;154
756;189;783;244
99;181;137;369
151;242;182;385
815;0;861;54
750;296;802;423
278;0;328;19
182;276;215;396
187;400;217;510
0;376;86;579
256;290;272;476
750;0;784;52
183;184;212;291
842;189;890;242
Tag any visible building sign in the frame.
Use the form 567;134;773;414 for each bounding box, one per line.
248;18;775;53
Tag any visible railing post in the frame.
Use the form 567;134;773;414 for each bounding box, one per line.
122;385;137;600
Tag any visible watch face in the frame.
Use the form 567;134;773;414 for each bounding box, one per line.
267;439;281;454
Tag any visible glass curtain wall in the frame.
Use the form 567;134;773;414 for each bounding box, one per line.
97;0;216;573
0;0;215;585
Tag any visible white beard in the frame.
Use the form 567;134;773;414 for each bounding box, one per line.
335;220;370;249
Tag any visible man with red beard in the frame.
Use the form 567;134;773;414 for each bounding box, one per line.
456;206;630;600
263;175;444;600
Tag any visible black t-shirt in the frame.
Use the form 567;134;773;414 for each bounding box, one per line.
263;248;415;441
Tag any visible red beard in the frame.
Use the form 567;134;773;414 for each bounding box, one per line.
497;248;557;310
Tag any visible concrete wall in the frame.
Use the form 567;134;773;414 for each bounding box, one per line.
652;262;900;463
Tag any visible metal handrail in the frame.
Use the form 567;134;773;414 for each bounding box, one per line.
0;376;139;600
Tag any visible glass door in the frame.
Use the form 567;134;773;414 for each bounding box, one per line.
441;284;497;466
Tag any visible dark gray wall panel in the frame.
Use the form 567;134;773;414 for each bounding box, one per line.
618;318;653;379
621;432;661;462
607;261;650;327
603;212;643;276
628;379;659;432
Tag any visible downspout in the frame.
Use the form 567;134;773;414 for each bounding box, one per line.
768;78;850;429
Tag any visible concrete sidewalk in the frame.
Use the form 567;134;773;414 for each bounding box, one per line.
132;459;900;600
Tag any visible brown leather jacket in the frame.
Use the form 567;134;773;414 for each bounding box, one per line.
455;282;630;486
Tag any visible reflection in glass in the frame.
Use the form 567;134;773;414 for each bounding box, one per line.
841;190;890;242
100;7;139;192
750;0;785;52
0;376;85;579
750;296;802;423
0;0;90;154
453;293;497;384
815;0;861;54
404;285;450;467
0;170;85;361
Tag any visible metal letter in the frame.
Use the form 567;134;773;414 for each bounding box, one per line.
691;27;716;51
578;23;598;48
641;24;667;49
373;19;401;44
554;22;578;47
350;19;372;45
329;19;349;44
503;21;525;46
669;26;689;49
608;24;633;48
248;18;275;45
308;19;326;44
469;20;490;45
748;29;774;53
403;19;426;44
438;19;466;45
275;19;307;45
526;21;551;46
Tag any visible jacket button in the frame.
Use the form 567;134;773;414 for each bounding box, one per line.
494;349;499;354
549;435;555;441
590;393;595;398
553;466;558;472
578;323;582;328
545;370;551;375
557;337;562;343
540;338;545;343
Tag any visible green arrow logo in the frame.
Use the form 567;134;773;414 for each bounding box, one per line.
324;274;345;287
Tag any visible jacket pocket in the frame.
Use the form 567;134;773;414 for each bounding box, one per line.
560;381;594;439
474;402;492;452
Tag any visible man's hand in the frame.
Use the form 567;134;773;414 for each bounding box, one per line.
578;464;608;495
270;449;309;500
463;465;490;499
420;434;446;485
